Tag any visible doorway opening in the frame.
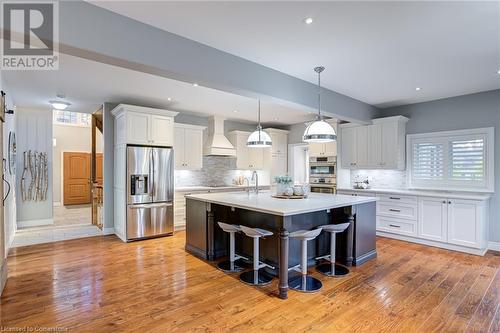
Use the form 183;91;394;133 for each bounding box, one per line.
53;108;103;228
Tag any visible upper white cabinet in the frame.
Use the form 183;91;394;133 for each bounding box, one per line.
264;128;289;183
340;116;408;170
228;131;263;169
112;104;178;146
174;123;206;170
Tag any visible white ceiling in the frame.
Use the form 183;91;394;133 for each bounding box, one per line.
92;1;500;108
2;53;314;125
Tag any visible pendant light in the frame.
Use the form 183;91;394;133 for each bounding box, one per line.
303;66;337;143
247;100;272;148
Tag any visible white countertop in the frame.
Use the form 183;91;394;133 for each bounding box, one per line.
337;187;492;201
175;185;270;192
185;191;377;216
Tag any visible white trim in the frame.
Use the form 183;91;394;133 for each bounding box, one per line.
0;260;7;295
18;218;54;228
111;104;179;118
173;123;207;131
376;231;488;256
407;127;494;193
102;227;115;235
488;241;500;252
174;225;186;231
53;201;62;207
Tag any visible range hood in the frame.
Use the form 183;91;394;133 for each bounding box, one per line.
203;116;237;156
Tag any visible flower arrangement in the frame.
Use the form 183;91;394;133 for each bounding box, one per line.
274;175;293;185
274;175;293;196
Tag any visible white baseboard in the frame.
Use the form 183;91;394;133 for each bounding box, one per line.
488;241;500;252
174;224;186;231
53;202;62;207
0;259;7;296
376;231;488;256
18;218;54;228
102;227;115;235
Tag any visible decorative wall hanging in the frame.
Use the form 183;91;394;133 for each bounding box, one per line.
0;91;5;123
20;150;48;202
8;131;16;175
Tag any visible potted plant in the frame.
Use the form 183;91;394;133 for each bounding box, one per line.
274;175;293;195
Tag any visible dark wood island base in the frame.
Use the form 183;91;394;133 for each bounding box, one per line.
185;195;377;299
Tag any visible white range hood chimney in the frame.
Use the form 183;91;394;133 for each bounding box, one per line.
203;116;236;156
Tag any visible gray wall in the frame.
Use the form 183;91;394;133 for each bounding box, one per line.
378;89;500;243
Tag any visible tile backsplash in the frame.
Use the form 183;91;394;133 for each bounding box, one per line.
349;169;407;189
174;156;269;187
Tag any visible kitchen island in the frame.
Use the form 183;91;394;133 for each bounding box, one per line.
185;191;377;299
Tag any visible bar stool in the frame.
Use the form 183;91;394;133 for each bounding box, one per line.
239;225;275;286
217;222;248;273
316;223;351;277
288;228;323;293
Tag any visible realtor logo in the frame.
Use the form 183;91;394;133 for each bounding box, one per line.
1;1;59;70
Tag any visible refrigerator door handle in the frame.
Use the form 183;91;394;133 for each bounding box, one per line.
129;202;173;209
149;149;154;198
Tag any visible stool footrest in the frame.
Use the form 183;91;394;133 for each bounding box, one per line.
315;254;331;261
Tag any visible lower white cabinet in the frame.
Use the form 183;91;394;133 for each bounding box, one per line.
418;197;448;242
338;189;490;255
447;199;485;248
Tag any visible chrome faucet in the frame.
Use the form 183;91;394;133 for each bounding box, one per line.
251;171;259;194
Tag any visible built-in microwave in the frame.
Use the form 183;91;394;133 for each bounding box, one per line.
309;156;336;177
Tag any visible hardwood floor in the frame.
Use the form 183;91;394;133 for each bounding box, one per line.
1;233;498;332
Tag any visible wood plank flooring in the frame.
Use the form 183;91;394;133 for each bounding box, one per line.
0;233;498;332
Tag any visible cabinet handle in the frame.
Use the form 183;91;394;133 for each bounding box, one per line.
448;201;452;204
389;197;400;200
389;209;401;212
389;224;401;228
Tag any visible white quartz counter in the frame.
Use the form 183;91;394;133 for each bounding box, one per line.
185;191;377;216
175;185;270;192
337;187;492;201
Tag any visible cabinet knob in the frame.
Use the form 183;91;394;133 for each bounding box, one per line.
448;201;452;204
442;200;446;204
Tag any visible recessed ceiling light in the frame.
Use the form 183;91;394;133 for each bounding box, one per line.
167;97;172;101
304;17;314;25
193;83;198;87
415;87;421;91
50;100;71;110
233;110;238;113
497;69;500;74
273;118;279;121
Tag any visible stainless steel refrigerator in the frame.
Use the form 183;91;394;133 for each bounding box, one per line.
126;145;174;240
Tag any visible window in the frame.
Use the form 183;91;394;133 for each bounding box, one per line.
408;128;494;192
53;110;91;127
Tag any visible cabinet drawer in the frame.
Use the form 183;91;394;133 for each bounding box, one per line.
377;216;416;236
377;202;417;221
378;194;417;205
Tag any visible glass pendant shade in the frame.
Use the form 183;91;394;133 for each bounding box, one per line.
247;126;272;148
247;100;272;148
303;119;336;143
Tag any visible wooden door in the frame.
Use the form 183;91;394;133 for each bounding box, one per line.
63;152;91;205
95;153;103;185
